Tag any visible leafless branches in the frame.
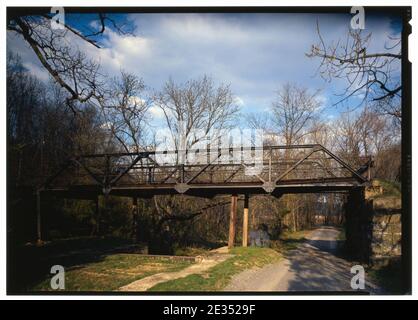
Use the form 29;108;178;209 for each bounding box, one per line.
307;22;401;113
271;83;322;146
331;108;395;166
97;71;151;153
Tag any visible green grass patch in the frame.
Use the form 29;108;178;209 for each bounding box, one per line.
148;247;281;292
373;179;401;198
31;253;192;292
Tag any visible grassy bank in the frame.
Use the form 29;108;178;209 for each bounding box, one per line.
29;231;309;292
148;247;281;291
31;253;192;292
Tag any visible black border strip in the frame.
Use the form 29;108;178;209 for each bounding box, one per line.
401;7;412;295
6;6;412;296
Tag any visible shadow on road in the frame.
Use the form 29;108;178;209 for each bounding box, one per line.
283;227;370;292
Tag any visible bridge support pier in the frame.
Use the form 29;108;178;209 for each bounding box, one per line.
345;187;372;263
228;194;238;249
242;194;249;247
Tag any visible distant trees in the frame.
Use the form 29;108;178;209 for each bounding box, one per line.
8;54;79;185
331;109;400;181
7;54;107;242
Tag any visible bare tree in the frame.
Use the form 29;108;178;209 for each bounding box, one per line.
97;71;151;153
270;83;323;232
306;120;333;149
154;75;239;153
307;24;401;120
331;108;396;172
271;83;322;145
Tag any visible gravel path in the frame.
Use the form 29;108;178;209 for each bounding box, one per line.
118;254;231;291
225;226;381;293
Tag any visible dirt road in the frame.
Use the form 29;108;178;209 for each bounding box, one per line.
225;226;380;293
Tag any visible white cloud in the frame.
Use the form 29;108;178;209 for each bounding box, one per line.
23;62;50;82
149;105;165;119
234;96;245;106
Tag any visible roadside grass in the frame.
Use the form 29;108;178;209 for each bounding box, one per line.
367;259;403;294
31;253;192;292
148;247;281;291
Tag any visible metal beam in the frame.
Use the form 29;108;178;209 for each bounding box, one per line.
109;155;143;186
274;148;317;184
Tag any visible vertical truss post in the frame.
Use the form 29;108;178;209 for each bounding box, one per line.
181;164;185;183
148;167;152;183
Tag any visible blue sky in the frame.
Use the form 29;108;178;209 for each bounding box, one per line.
7;12;402;123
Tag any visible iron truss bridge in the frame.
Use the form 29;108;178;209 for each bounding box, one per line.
40;144;372;199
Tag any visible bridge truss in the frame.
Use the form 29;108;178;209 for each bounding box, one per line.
40;144;372;199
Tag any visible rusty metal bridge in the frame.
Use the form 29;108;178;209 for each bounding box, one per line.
33;144;373;246
40;144;372;199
